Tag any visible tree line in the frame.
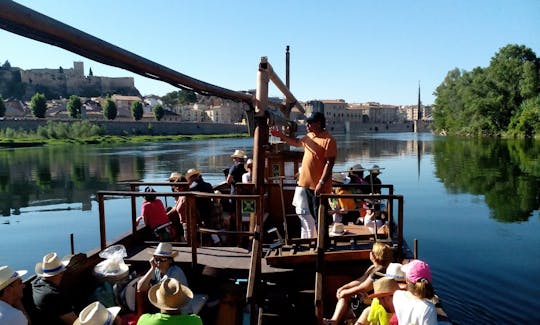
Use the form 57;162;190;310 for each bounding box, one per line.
433;44;540;138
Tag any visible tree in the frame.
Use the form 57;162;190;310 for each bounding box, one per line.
0;96;5;117
1;60;10;70
161;90;197;107
89;68;93;76
67;95;82;118
131;100;143;121
153;104;164;121
102;98;117;120
30;93;47;118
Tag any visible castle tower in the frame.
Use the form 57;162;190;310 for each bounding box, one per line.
73;61;84;77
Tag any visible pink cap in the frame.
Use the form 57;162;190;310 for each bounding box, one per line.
401;260;432;283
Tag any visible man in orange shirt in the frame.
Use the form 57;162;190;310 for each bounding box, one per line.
270;112;337;242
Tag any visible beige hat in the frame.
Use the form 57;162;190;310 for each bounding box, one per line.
330;223;345;236
168;172;183;181
153;242;178;258
148;278;193;311
368;276;399;298
35;252;69;277
74;301;121;325
349;164;365;172
230;149;247;159
375;262;406;282
332;172;350;184
0;265;27;291
185;168;201;180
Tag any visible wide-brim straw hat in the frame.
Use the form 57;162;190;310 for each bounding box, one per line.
375;262;406;282
368;276;400;298
93;257;129;281
73;301;121;325
370;164;383;174
148;278;193;311
349;164;365;172
230;149;247;159
35;252;69;277
332;172;350;184
185;168;201;180
168;172;183;182
153;242;178;258
0;266;27;291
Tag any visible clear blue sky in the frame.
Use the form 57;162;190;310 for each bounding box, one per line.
1;0;539;105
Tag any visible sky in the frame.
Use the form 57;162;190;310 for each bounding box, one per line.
1;0;539;106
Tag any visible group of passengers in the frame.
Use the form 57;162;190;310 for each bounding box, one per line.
1;243;202;325
323;242;443;325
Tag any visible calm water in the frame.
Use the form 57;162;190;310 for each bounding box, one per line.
1;134;539;324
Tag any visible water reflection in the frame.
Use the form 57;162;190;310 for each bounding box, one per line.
433;137;540;222
0;136;538;223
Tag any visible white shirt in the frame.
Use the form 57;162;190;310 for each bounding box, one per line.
0;300;28;325
393;290;437;325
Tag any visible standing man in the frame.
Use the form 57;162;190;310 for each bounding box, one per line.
270;111;337;242
0;265;30;324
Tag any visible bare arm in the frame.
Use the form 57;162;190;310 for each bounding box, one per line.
315;156;335;195
270;126;301;147
59;311;78;324
137;257;157;292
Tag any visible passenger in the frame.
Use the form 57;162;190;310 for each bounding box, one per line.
137;278;202;325
330;173;357;225
270;112;337;245
0;265;29;324
32;252;77;325
355;276;400;325
393;260;437;325
137;243;188;295
363;165;383;194
167;172;189;241
348;164;367;186
375;263;407;290
185;168;214;227
226;149;248;187
73;301;121;325
325;242;393;325
136;187;174;241
241;158;253;183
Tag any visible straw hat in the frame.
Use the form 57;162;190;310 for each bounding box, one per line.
370;164;382;174
185;168;201;180
230;149;247;159
74;301;121;325
375;263;406;282
153;242;178;258
349;164;364;172
168;172;183;182
148;278;193;311
368;276;400;298
332;173;350;184
330;223;345;236
35;252;69;277
93;257;129;281
0;265;27;291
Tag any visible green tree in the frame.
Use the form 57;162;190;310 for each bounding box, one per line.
0;96;5;117
1;60;10;70
508;96;540;137
102;98;117;120
30;93;47;118
161;90;197;107
67;95;82;119
131;100;144;121
153;104;164;121
89;68;93;76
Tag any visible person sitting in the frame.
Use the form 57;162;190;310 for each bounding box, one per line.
185;168;214;227
137;243;188;295
31;252;77;325
355;276;400;325
73;301;121;325
393;260;437;325
325;242;393;324
137;278;202;325
167;172;189;241
330;173;358;225
136;187;174;241
241;158;253;183
363;165;383;194
0;265;29;325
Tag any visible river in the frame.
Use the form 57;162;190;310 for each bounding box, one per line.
1;134;539;324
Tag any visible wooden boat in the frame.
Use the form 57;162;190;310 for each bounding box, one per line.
0;2;448;324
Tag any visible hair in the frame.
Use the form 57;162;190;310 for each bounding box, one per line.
144;186;157;201
407;278;435;299
371;242;393;267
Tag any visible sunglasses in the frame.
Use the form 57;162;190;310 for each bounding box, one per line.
154;257;169;263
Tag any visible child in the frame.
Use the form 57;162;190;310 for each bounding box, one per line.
136;187;174;241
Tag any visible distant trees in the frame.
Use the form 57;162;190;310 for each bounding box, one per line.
30;93;47;118
161;90;197;107
67;95;82;118
102;98;117;120
433;44;540;137
0;95;5;117
131;100;143;120
1;60;10;70
153;104;164;121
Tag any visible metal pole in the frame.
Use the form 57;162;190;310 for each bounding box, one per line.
286;45;290;89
